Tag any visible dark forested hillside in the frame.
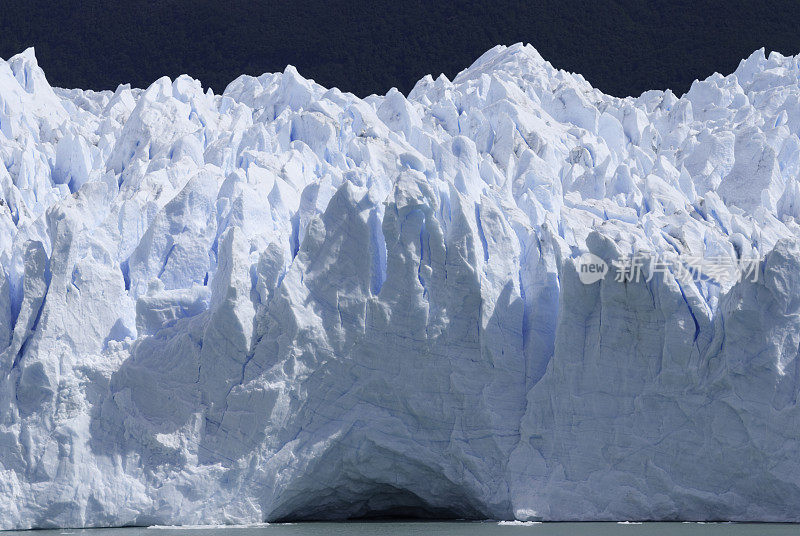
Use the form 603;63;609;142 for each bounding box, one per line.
1;0;799;98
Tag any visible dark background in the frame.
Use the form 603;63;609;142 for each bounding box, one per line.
1;0;799;98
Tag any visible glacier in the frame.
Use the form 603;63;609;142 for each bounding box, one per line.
1;43;800;527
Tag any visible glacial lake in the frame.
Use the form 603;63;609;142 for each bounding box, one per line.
4;522;800;536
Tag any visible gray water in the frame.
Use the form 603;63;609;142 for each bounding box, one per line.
4;523;800;536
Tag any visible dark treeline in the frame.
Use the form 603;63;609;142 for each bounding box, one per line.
1;0;799;98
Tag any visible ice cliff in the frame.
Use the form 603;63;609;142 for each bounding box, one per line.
2;44;800;527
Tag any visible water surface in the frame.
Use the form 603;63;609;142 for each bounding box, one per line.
5;522;800;536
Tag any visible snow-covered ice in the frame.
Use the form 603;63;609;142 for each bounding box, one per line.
1;43;800;527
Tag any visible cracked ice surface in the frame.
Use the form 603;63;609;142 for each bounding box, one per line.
1;43;800;527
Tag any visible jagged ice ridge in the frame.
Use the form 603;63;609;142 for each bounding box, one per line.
1;43;800;527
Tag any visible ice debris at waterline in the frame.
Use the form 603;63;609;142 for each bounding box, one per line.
1;43;800;528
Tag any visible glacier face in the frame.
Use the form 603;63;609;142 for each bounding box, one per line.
2;43;800;527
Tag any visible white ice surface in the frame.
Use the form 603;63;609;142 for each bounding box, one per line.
1;44;800;527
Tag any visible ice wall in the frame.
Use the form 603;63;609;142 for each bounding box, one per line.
1;44;800;527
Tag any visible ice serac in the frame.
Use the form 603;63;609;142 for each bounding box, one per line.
3;44;800;527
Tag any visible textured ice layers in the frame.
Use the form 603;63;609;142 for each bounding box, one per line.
2;44;800;527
